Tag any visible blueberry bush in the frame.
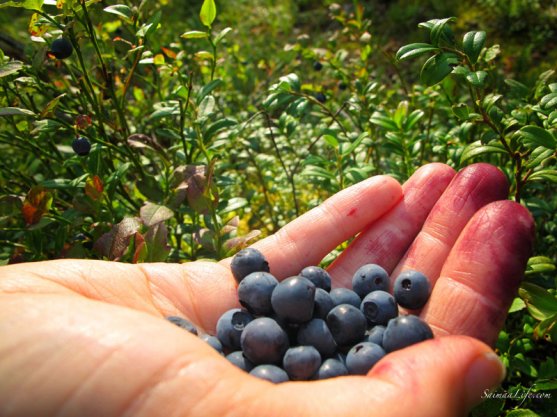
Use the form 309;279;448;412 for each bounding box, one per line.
0;0;555;415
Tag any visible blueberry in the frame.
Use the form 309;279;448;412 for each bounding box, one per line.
329;288;361;308
314;358;348;379
282;346;322;381
346;342;386;375
216;308;254;350
366;325;386;346
297;318;337;358
313;61;323;71
226;351;255;372
300;266;332;292
338;82;348;90
238;271;279;315
271;276;316;324
360;290;398;326
393;270;432;310
199;334;223;353
250;364;289;383
230;248;270;283
50;37;73;59
241;317;289;365
315;92;326;103
166;316;197;335
326;304;366;347
72;136;91;156
313;288;335;319
351;264;390;298
382;315;434;352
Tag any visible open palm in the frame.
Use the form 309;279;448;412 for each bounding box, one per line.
0;163;534;417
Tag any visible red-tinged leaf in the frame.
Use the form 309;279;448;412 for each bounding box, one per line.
75;114;92;129
140;202;173;227
161;47;177;59
85;175;104;201
145;223;170;262
224;230;262;251
22;186;53;225
187;173;210;214
93;217;142;260
28;13;47;37
132;232;147;263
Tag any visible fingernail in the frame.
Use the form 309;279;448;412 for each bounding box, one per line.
465;352;506;407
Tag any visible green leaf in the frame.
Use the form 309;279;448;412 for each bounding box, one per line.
103;4;132;20
466;71;488;88
0;107;36;117
460;140;507;164
519;125;557;149
0;60;23;78
0;0;43;9
505;79;530;98
370;111;398;131
420;53;458;86
323;134;339;148
483;44;501;62
214;27;232;44
426;17;456;46
540;92;557;109
526;256;556;275
199;0;216;28
505;409;541;417
395;43;439;61
519;282;557;321
140;202;173;227
404;110;425;130
197;79;223;105
341;132;368;156
527;169;557;183
136;10;161;38
509;297;527;313
452;103;470;120
462;31;486;64
181;30;208;39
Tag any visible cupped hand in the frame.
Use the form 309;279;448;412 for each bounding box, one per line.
0;163;534;417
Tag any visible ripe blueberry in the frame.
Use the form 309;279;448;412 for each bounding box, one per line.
351;264;390;298
296;318;337;358
360;290;398;326
329;288;361;308
315;92;326;103
271;276;316;323
199;333;223;353
226;351;254;372
72;136;91;156
314;358;348;379
238;271;278;315
326;304;366;347
166;316;197;335
313;61;323;71
393;270;432;310
313;288;335;319
230;247;270;283
241;317;289;365
50;37;73;59
382;315;434;352
250;364;289;383
345;342;386;375
216;308;254;350
300;265;332;292
282;345;322;380
366;325;386;347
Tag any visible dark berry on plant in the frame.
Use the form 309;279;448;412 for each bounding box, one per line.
216;308;254;350
238;271;279;315
393;270;432;310
366;325;386;347
352;264;390;298
314;358;348;379
282;345;322;381
313;61;323;71
50;37;73;59
326;304;366;347
166;316;197;335
360;290;398;326
313;288;335;319
297;318;337;358
241;317;289;365
329;288;361;308
271;276;316;324
338;82;348;90
315;92;326;103
249;364;289;383
72;136;91;156
345;342;386;375
300;265;332;292
382;315;434;352
230;247;270;283
199;334;223;353
226;351;255;372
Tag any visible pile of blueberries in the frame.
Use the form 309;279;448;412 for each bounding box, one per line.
167;248;434;383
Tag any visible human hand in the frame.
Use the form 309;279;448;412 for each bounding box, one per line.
0;163;534;417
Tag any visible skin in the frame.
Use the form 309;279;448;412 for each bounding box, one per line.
0;163;535;417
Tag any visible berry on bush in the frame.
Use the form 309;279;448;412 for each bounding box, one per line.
50;37;73;59
230;248;270;283
313;61;323;71
72;136;91;156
